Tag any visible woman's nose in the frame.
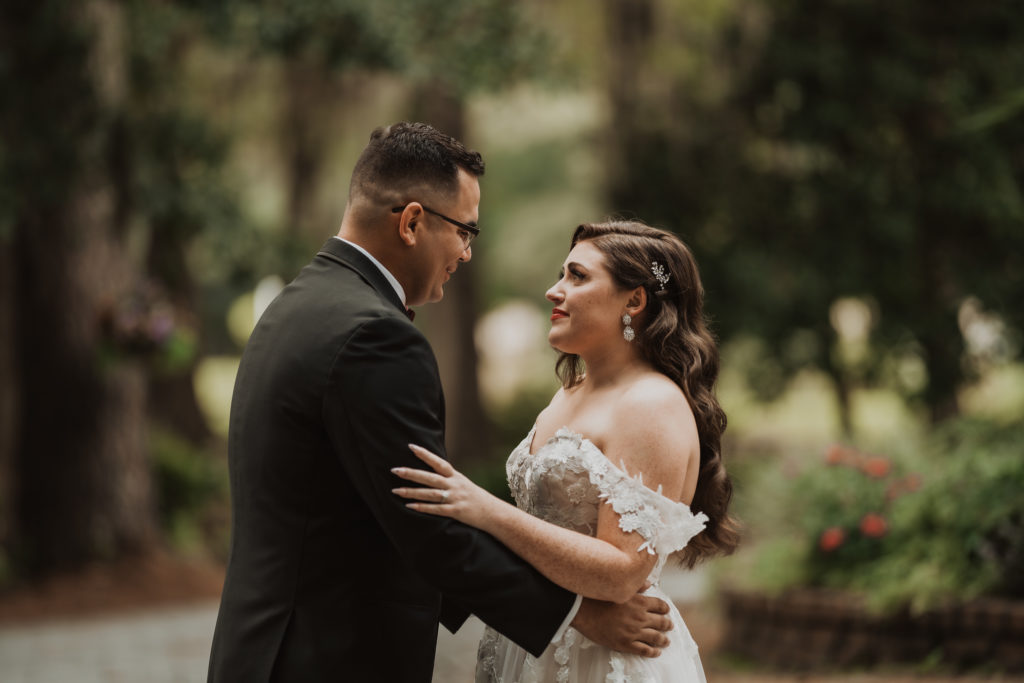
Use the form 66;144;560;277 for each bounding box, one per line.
546;285;563;303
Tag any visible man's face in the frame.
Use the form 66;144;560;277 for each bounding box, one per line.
406;169;479;306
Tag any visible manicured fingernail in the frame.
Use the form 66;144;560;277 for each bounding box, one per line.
391;467;402;474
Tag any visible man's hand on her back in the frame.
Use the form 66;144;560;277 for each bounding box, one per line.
570;590;673;658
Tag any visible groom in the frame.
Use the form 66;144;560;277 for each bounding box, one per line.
207;122;673;682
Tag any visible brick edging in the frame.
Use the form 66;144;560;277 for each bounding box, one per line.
720;588;1024;671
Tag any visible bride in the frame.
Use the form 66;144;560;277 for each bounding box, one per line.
392;220;739;682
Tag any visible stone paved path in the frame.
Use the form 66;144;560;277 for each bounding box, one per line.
0;601;483;682
0;570;709;683
0;568;1016;682
0;603;219;683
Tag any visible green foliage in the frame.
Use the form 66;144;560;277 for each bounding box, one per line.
150;429;228;554
213;0;553;94
737;419;1024;612
127;0;267;353
373;0;553;94
604;0;1024;421
867;419;1024;610
244;0;394;68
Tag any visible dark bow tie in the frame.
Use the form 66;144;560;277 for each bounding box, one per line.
404;307;415;322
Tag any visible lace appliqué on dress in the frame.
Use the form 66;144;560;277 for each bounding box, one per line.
510;426;708;561
607;653;657;683
552;628;579;682
477;627;501;682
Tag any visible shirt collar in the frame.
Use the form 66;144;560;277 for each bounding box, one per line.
333;236;406;306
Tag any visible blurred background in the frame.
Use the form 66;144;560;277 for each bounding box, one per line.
1;0;1023;678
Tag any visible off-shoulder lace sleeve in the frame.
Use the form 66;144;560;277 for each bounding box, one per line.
558;428;709;556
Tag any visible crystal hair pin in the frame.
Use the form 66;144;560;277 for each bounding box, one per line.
650;261;671;291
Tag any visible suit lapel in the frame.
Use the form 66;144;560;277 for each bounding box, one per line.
316;238;407;317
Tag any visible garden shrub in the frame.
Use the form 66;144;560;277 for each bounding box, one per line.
738;418;1024;612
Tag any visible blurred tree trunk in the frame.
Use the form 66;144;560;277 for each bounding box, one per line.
410;83;492;467
6;0;156;575
0;236;16;547
604;0;655;208
281;59;339;240
823;355;854;438
283;61;318;237
146;227;211;445
135;21;216;446
136;28;209;447
916;212;962;423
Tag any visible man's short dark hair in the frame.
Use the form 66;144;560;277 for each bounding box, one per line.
349;122;485;206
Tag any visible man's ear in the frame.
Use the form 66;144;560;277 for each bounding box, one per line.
396;203;424;247
625;286;647;317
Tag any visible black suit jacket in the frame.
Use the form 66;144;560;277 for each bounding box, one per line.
207;239;575;683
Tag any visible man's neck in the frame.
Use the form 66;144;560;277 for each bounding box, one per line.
334;235;407;306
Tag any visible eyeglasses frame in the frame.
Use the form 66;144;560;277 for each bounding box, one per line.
391;203;479;247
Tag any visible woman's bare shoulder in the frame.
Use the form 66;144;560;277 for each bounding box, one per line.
621;373;693;425
605;374;698;483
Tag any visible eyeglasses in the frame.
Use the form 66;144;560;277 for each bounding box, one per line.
392;204;479;249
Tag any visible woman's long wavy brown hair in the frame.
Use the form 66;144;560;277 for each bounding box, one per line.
555;221;740;567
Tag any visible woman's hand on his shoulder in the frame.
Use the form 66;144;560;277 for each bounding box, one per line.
391;445;499;532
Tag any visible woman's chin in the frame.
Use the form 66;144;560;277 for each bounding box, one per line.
547;333;572;354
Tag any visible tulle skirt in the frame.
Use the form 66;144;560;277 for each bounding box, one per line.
475;587;706;683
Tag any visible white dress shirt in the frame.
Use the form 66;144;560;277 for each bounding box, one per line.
334;236;406;306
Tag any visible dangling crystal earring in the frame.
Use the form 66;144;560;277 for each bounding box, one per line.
622;313;635;342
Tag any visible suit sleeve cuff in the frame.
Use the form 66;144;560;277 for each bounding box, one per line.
550;594;583;643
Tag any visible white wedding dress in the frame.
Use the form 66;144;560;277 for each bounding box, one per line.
475;426;709;683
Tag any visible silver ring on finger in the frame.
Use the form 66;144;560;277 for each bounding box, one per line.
439;490;450;502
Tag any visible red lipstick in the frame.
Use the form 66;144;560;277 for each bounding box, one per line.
550;308;568;321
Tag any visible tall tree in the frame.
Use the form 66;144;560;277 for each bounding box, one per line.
600;0;1024;426
0;0;247;575
130;1;240;445
407;85;491;468
245;1;392;239
2;0;157;573
735;0;1024;423
0;196;15;547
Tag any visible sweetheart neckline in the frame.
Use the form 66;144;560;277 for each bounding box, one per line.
526;423;584;457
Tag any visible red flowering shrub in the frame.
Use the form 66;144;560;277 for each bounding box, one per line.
862;457;891;478
859;513;888;538
824;444;846;465
819;526;846;551
885;473;922;501
778;442;926;597
742;420;1024;612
